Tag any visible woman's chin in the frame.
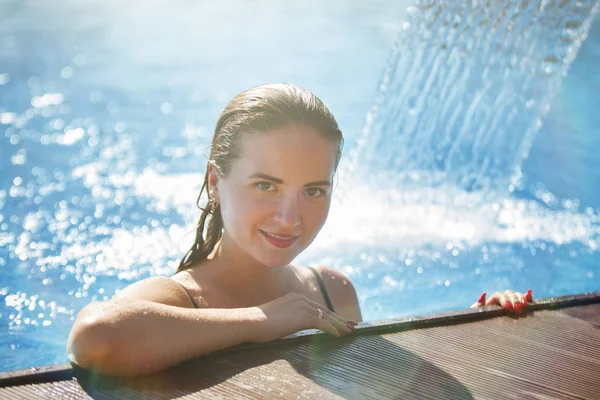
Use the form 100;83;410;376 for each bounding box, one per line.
255;251;300;269
262;257;296;269
252;239;306;268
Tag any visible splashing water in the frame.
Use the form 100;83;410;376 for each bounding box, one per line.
313;0;600;254
348;0;599;192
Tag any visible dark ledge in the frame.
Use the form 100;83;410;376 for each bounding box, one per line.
1;290;598;388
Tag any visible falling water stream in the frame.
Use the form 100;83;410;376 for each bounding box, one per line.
350;0;598;192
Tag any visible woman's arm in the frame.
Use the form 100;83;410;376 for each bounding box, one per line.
67;277;262;376
67;276;356;377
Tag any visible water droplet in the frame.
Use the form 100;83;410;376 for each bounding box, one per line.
61;67;73;79
0;113;16;124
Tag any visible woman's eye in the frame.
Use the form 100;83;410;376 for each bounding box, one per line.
305;187;326;198
256;182;274;191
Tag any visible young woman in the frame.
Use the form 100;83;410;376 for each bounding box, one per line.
67;83;530;377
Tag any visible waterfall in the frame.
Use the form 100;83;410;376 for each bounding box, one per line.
347;0;599;193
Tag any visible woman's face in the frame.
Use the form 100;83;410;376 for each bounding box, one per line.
212;125;338;268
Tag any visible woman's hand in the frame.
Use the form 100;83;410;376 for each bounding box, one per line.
251;292;358;343
470;289;533;315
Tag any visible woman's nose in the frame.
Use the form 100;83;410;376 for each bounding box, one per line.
273;195;301;229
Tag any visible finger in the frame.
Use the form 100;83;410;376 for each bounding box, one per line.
487;291;518;312
505;290;521;314
314;315;342;337
505;289;517;298
319;308;354;335
470;292;487;308
485;292;503;307
327;309;357;328
500;291;514;312
477;292;487;304
525;289;533;302
514;291;528;307
505;290;519;305
304;297;356;326
312;308;352;336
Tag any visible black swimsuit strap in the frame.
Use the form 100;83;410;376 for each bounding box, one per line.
307;266;335;313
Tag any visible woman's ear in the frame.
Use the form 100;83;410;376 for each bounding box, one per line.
207;164;219;202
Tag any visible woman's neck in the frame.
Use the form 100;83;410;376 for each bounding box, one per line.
205;236;291;299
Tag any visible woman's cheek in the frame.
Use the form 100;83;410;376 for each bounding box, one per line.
305;200;330;228
240;196;273;220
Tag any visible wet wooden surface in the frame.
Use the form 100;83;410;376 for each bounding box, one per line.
1;302;599;399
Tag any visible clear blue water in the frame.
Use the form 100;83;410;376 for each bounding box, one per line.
1;1;599;373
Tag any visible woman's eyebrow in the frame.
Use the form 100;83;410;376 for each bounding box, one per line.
247;172;331;187
247;173;283;184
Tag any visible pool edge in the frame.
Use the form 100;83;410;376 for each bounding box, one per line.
1;290;598;387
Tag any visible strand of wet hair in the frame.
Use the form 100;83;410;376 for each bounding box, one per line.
178;180;223;272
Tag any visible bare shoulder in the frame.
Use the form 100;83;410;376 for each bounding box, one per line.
111;275;197;308
312;265;363;322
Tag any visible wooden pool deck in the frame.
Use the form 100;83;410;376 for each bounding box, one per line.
1;292;598;399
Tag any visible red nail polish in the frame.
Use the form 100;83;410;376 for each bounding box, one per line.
520;297;528;306
477;292;487;304
514;302;523;314
526;289;533;302
505;300;513;311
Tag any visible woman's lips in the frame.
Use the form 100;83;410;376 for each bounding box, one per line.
260;230;299;249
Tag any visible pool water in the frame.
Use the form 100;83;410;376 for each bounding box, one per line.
1;1;599;373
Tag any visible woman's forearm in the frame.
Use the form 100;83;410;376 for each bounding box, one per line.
67;300;262;376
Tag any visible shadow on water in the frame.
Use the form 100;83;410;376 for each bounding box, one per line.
73;334;473;399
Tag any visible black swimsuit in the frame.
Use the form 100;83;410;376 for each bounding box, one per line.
307;266;335;313
173;266;335;313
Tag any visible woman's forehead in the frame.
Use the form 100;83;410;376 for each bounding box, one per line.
232;126;337;182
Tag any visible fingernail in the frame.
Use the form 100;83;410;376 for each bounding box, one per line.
505;300;514;311
347;324;356;331
477;292;487;304
514;302;523;314
526;289;533;302
520;297;528;307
